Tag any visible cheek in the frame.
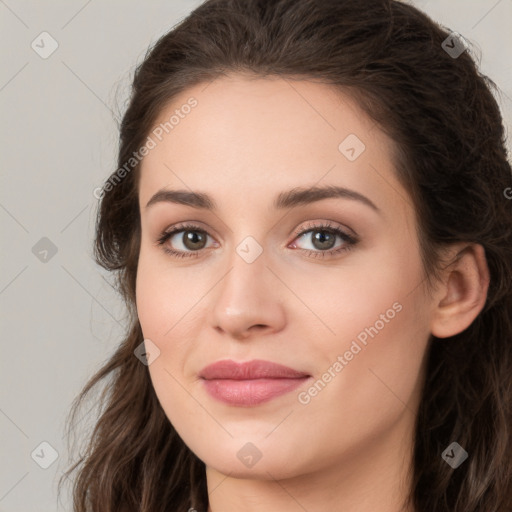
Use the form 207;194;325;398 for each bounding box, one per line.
135;252;202;432
295;234;424;342
318;279;430;419
135;246;206;339
135;261;169;340
296;235;430;410
135;248;209;411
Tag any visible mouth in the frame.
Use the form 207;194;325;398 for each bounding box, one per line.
199;359;311;406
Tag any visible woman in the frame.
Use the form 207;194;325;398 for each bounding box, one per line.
60;0;512;510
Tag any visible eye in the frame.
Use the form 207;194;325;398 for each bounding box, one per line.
289;221;358;259
156;223;217;259
156;220;358;260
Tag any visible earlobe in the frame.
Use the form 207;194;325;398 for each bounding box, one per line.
430;244;490;339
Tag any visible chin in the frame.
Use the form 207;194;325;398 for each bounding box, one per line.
204;453;300;481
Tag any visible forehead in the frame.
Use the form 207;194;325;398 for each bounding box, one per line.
138;75;406;216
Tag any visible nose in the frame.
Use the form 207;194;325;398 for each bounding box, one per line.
209;248;286;340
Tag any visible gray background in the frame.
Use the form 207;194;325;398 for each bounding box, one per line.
1;1;510;511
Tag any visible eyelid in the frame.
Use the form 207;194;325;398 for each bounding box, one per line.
156;222;217;248
291;219;357;241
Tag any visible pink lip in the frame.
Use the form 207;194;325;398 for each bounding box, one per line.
200;359;311;406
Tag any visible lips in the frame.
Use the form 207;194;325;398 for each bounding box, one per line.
199;359;311;406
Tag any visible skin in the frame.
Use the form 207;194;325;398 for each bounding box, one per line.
135;75;489;512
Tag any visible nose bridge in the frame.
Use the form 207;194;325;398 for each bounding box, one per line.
209;232;286;337
218;235;269;308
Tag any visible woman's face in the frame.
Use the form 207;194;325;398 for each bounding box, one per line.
136;75;433;482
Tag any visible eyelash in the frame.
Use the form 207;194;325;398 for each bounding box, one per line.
155;221;358;260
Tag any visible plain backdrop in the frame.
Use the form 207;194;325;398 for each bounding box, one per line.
1;1;511;510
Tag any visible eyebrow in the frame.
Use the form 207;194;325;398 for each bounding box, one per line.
145;185;380;213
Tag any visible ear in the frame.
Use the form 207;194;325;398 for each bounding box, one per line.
430;243;490;338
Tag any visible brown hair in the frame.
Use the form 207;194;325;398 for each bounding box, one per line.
59;0;512;510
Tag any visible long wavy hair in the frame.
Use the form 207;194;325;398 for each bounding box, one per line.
59;0;512;510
